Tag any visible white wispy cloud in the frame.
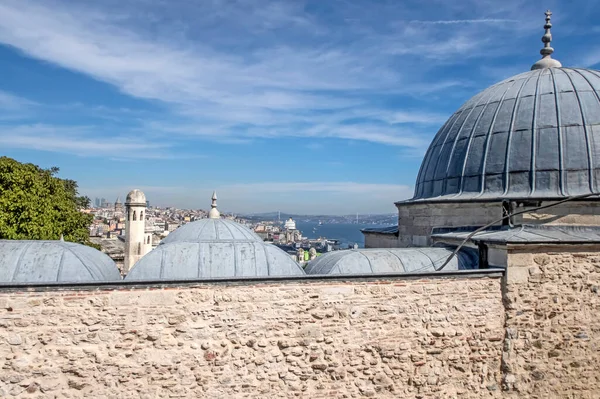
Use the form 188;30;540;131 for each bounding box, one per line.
0;0;520;151
408;19;519;25
0;90;35;109
0;124;175;159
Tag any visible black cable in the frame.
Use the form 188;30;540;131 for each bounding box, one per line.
436;192;600;271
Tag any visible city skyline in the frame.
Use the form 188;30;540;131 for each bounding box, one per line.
1;0;599;213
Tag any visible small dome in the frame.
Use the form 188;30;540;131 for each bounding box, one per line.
125;241;305;280
304;248;478;275
126;189;146;205
0;240;122;283
413;67;600;202
161;218;262;244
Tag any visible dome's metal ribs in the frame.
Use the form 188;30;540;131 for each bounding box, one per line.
10;242;33;282
454;84;506;198
419;113;460;196
474;79;518;197
357;251;375;274
414;247;438;269
213;219;219;240
196;242;204;279
159;248;167;279
63;244;103;280
414;116;452;197
252;243;261;276
529;70;544;196
569;67;600;193
55;247;67;282
503;75;534;196
195;217;210;241
549;68;565;196
429;110;465;196
207;241;213;278
221;222;239;276
387;249;407;272
261;243;272;276
442;80;492;195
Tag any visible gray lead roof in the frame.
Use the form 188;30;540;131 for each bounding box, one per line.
412;67;600;202
432;224;600;244
304;248;478;275
0;240;122;283
125;241;305;280
161;218;262;244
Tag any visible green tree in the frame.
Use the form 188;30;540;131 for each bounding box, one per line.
0;156;97;248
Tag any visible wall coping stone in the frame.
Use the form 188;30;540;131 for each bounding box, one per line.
0;268;504;292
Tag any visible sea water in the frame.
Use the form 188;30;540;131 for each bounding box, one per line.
294;222;393;248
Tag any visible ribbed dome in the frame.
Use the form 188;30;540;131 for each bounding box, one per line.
304;248;477;275
161;218;262;244
126;241;305;280
413;67;600;202
128;218;303;280
0;240;122;283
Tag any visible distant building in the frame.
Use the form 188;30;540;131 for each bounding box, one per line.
114;196;124;214
284;217;296;230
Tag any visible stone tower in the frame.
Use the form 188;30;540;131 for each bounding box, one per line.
114;196;124;213
124;189;150;273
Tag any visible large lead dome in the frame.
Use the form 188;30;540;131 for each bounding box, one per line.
413;67;600;201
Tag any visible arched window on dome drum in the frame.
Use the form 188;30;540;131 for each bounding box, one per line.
133;211;137;221
140;211;144;220
127;209;130;221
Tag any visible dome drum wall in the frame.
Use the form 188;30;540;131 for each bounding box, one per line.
414;68;600;202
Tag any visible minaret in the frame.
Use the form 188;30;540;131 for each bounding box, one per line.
124;189;148;273
531;10;562;70
208;191;220;219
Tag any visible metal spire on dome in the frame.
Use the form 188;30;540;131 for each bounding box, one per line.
208;191;220;219
531;10;562;70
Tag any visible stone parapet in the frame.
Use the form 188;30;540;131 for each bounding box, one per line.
502;246;600;398
0;274;504;398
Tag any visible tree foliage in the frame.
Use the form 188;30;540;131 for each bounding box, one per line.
0;156;96;247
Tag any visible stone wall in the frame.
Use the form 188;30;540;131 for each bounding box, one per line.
395;200;600;248
0;274;504;398
396;202;502;247
502;246;600;398
363;232;398;248
516;200;600;226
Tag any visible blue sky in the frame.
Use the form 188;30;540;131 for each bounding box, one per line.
1;0;599;214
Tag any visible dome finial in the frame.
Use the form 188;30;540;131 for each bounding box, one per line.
208;191;220;219
531;9;562;70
